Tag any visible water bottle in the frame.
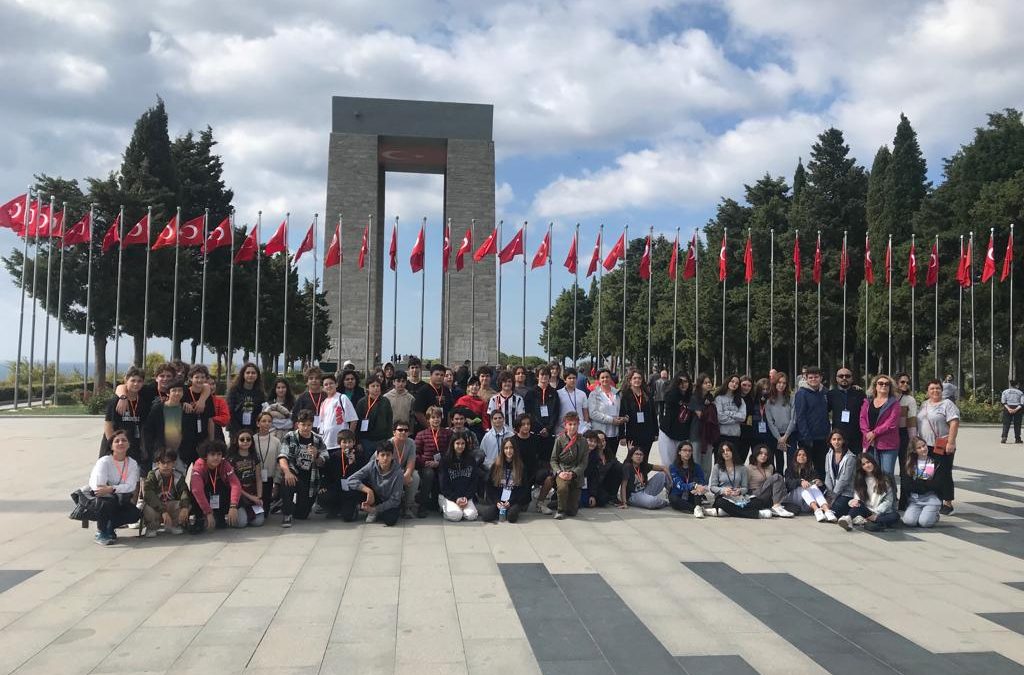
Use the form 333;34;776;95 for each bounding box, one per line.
499;505;507;521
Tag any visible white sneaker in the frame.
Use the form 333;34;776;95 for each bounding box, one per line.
169;526;184;535
837;515;852;531
814;509;826;523
540;503;554;515
824;510;838;522
693;505;705;519
771;505;795;518
852;515;867;526
365;511;377;523
553;512;565;520
758;509;773;519
144;529;157;538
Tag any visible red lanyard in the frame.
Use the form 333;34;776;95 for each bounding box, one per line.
541;387;547;406
162;474;173;498
188;388;201;405
210;466;219;494
634;466;645;486
432;385;444;406
115;458;129;484
633;391;643;408
127;397;139;418
365;396;378;418
430;428;441;452
311;391;323;411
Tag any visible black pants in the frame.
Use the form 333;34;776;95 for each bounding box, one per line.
582;461;623;507
897;428;910;510
801;438;828;480
933;450;955;502
281;472;315;519
1003;409;1023;441
418;466;438;511
478;501;524;523
713;494;767;519
190;482;235;530
318;488;400;525
603;435;621;461
669;491;706;513
96;496;141;535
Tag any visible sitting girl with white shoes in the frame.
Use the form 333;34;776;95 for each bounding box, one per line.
783;446;837;522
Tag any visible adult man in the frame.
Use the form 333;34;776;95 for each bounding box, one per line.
827;367;866;453
652;369;671;417
406;356;425;396
942;374;958;401
525;366;561;461
795;366;831;478
384;370;415;431
1001;380;1024;444
339;441;405;525
105;367;146;467
319;373;358;454
292;367;326;430
412;364;455;432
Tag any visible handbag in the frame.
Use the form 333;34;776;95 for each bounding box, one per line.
924;406;950;455
69;488;103;524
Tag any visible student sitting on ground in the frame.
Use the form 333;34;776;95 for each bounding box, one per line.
837;452;899;532
550;412;589;519
901;437;947;528
337;440;405;525
478;437;531;523
824;429;857;518
142;449;190;537
88;429;142;545
581;430;623;508
707;441;773;518
277;411;329;527
668;441;708;517
783;446;837;522
227;429;266;527
189;439;246;532
619;442;671;510
439;431;480;522
747;444;795;518
317;430;372;520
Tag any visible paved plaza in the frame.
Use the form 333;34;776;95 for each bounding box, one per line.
2;419;1024;674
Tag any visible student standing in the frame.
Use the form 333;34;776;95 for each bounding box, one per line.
104;367;147;469
291;367;325;431
794;366;830;478
487;373;525;434
916;379;960;515
413;364;455;432
557;368;590;433
894;372;918;500
227;430;265;527
525;366;561;465
384;370;416;432
714;375;747;463
477;366;497;404
340;370;365;406
253;411;282;514
692;373;717;476
319;373;359;454
620;370;658;461
88;430;141;545
550;412;589;519
227;362;266;437
765;372;797;473
405;356;425;396
356;379;394;448
658;374;694;468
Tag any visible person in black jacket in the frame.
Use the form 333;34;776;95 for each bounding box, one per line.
226;362;266;437
658;374;694;466
620;370;658;460
525;366;561;463
900;437;947;528
478;437;531;522
317;429;371;519
581;430;623;508
439;431;480;521
828;367;866;453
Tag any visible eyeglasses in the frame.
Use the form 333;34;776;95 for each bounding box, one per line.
837;373;852;378
877;381;890;387
238;437;252;443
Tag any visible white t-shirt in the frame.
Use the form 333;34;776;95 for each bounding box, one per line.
916;399;959;446
319;393;358;449
557;387;589;433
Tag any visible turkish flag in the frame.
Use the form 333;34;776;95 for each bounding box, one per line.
20;202;51;238
358;224;369;270
743;235;753;284
456;228;472;271
293;223;315;263
62;211;91;247
586;231;601;278
813;235;822;285
958;238;973;288
907;241;918;287
204;217;231;254
982;232;996;283
718;235;727;282
264;219;287;256
474;227;498;262
684;233;697;280
233;225;259;263
499;226;524;265
926;241;939;287
639;234;652;280
1002;231;1014;282
179;214;205;247
531;230;550;270
410;226;425;273
389;223;399;271
102;214;120;253
839;236;849;286
564;232;578;274
325;223;342;268
152;214;178;250
602;231;625;271
0;193;27;231
792;233;802;282
885;237;893;286
122;213;149;247
668;234;678;280
864;235;875;285
442;223;451;273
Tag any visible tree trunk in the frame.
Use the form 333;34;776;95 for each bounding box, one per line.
93;332;108;396
133;333;144;367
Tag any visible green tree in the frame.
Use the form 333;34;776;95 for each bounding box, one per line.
885;113;928;238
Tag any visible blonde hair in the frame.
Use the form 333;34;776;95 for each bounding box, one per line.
868;374;894;399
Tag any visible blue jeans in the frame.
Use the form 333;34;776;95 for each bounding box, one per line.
870;449;898;480
848;505;899;526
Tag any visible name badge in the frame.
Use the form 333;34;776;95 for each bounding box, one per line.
758;421;767;434
196;418;203;433
260;468;269;483
252;505;264;515
840;410;851;423
313;415;322;429
636;412;645;424
242;412;252;427
209;494;220;510
433;453;442;463
500;487;512;502
581;477;588;489
134;426;141;439
360;419;370;432
540;405;549;417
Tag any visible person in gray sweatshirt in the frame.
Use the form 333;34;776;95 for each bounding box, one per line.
339;441;405;525
824;429;857;519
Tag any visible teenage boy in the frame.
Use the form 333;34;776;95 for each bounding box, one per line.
104;367;146;467
406;357;425;396
448;407;479;456
477;366;497;403
142;449;190;536
114;361;211;420
387;421;421;518
292;367;326;430
278;411;329;527
487;373;525;430
182;366;216;460
479;410;513;470
189;440;245;532
414;406;452;516
384;370;415;431
318;429;371;518
454;379;488;439
557;368;591;432
525;366;561;461
339;440;405;525
412;364;455;432
144;379;187;466
319;373;359;454
550;412;589;519
796;366;832;477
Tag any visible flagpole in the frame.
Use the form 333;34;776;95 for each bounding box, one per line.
572;222;579;367
496;219;503;365
42;196;55;404
1010;223;1016;382
721;227;726;380
393;217;399;363
28;195;43;405
817;230;822;368
113;204;125;386
769;228;774;368
469;218;475;366
227;209;235;385
445;218;452;364
546;221;553;363
54;201;67;404
366;214;374;371
337;215;344;365
934;235;939;380
14;188;32;410
694;229;699;376
646;226;653;373
911;233;916;390
990;227;995;401
144;205;155;365
793;229;798;377
283;212;291;373
522;221;528;366
310;213;319;366
672;227;679;375
597;224;603;368
970;230;976;395
255;211;262;361
957;234;963;394
887;234;893;373
199;209;209;363
419;216;426;360
745;227;751;375
864;235;869;386
82;204;94;400
841;231;847;366
621;224;628;374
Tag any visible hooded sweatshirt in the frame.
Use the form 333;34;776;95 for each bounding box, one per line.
794;380;830;442
343;456;405;514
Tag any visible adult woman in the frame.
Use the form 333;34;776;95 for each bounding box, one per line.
824;429;857;518
894;372;918;508
901;437;946;528
707;441;772;518
658;374;693;468
765;372;797;473
783;446;836;522
620;370;658;461
668;441;708;516
88;429;141;544
263;377;295;439
340;370;365;406
692;373;717;476
746;444;795;518
355;379;394;447
478;437;530;523
439;431;480;521
618;445;671;510
714;375;747;463
588;369;628;459
859;374;900;479
917;379;960;515
837;452;898;532
226;362;266;436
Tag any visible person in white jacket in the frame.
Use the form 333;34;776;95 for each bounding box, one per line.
88;429;142;545
479;410;514;470
319;374;358;452
588;369;628;460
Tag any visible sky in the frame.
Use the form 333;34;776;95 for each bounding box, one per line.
1;0;1022;366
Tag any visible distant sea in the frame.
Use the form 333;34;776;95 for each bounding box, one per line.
0;362;91;379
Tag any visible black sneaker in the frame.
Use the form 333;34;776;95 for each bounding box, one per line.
416;507;429;519
282;515;293;528
864;521;884;532
939;504;954;516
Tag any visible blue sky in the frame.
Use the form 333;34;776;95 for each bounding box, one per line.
0;0;1020;365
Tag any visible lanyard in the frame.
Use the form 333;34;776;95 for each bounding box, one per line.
724;466;736;488
633;465;645;487
499;393;513;418
431;384;444;406
566;389;578;412
541;387;547;406
126;397;139;419
188;388;201;405
210;465;219;494
255;434;269;465
633;390;643;408
311;391;323;412
365;396;378;419
162;473;173;498
430;427;441;452
504;467;513;489
115;458;129;484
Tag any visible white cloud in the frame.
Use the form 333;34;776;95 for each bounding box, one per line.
51;53;109;93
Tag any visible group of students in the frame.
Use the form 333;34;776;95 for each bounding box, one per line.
85;357;961;543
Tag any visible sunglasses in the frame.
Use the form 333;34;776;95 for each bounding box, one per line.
395;428;409;433
837;373;852;378
877;381;890;387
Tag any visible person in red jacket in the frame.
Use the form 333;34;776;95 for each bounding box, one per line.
455;378;488;438
414;406;452;517
189;439;245;532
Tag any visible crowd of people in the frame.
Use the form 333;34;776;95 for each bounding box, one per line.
85;355;980;544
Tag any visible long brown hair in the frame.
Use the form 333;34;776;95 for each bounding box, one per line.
904;437;930;477
492;436;523;486
854;453;889;498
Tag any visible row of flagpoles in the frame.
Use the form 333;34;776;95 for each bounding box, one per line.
1;186;1018;407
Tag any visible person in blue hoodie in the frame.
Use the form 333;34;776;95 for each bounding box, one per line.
794;366;831;478
668;441;708;517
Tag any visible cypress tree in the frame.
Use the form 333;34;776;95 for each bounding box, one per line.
885;113;928;237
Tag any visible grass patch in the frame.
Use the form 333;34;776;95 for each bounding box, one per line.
0;404;93;416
